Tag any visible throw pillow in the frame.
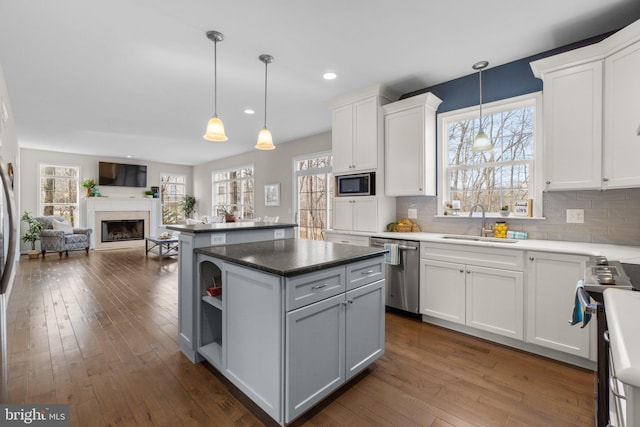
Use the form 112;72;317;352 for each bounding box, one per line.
52;219;74;234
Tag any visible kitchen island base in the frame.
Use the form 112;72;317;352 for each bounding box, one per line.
192;240;386;425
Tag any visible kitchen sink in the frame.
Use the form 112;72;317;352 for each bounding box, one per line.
441;234;519;243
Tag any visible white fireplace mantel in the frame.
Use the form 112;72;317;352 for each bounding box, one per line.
86;198;160;249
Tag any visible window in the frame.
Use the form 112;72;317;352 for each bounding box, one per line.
39;164;80;225
161;174;187;224
294;152;333;241
212;165;254;219
438;93;542;216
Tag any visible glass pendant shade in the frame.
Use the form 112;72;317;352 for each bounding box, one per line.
255;127;275;150
203;116;228;141
471;130;492;152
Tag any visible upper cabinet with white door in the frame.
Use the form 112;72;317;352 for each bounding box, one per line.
382;92;443;196
531;18;640;191
330;85;398;174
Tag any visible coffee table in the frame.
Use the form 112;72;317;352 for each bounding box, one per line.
145;236;179;260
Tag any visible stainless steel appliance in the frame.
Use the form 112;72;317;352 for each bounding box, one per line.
335;172;375;197
370;237;419;313
0;157;17;402
578;256;640;427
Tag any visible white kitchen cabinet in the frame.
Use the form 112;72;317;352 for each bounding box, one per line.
420;259;466;324
466;265;524;340
383;92;442;196
285;266;385;422
604;40;640;189
530;59;603;190
331;85;397;174
420;242;524;340
525;251;593;359
324;231;370;247
332;196;377;233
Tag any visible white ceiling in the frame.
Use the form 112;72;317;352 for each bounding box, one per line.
1;0;639;166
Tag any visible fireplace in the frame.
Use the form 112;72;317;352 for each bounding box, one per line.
101;219;145;243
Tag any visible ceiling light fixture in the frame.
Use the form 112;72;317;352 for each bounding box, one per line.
203;30;228;142
471;60;492;152
255;54;275;150
323;72;337;80
244;108;255;115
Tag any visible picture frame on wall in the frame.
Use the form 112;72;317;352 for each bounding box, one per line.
265;183;280;207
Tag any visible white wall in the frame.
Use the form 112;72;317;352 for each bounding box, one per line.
193;131;331;221
19;148;192;251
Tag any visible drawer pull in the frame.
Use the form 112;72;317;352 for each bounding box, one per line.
609;376;626;400
361;270;375;275
311;283;328;290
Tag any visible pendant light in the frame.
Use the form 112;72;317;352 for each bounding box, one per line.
255;54;276;150
203;30;228;142
471;60;492;152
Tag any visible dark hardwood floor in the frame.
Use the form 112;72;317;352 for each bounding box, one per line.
4;248;595;426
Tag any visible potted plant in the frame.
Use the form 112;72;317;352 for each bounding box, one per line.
144;190;154;198
179;195;196;219
222;208;235;223
500;205;510;217
81;178;96;197
21;211;43;259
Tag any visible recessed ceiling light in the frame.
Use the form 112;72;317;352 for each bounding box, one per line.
244;108;255;115
323;72;337;80
126;155;132;158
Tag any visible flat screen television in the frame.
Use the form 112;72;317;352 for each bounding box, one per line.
98;161;147;187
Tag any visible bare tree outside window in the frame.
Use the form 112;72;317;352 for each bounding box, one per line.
296;153;332;240
39;165;79;225
161;174;186;224
212;166;254;218
445;102;535;213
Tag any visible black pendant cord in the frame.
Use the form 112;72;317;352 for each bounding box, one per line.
263;60;268;129
478;68;483;130
213;39;218;118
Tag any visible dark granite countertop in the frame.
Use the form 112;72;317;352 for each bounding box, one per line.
167;221;296;234
195;238;387;277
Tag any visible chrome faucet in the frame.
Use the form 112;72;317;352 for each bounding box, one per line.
469;203;491;237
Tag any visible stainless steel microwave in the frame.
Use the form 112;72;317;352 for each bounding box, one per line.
336;172;375;196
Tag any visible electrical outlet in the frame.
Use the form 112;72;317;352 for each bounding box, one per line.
274;229;285;239
566;209;584;224
211;233;226;245
408;208;418;219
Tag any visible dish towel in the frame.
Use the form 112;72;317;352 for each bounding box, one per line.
384;243;400;266
570;280;592;328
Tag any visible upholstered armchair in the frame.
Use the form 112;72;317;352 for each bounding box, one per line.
35;216;92;257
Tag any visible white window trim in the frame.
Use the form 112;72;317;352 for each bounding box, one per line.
38;162;82;225
160;172;187;225
437;92;544;218
211;163;255;217
292;151;332;228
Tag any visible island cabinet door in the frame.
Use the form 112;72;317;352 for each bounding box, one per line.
345;279;385;380
285;293;346;423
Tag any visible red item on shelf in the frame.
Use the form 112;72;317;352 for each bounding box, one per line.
207;287;222;297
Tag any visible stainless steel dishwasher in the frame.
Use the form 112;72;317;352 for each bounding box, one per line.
370;237;420;313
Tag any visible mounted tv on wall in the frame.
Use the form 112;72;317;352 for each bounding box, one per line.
98;161;147;187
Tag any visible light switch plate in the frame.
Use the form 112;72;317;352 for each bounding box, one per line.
566;209;584;224
408;208;418;219
274;229;285;239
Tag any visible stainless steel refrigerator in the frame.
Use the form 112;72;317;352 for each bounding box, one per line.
0;157;17;402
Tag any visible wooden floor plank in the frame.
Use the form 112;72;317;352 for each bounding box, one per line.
4;248;595;426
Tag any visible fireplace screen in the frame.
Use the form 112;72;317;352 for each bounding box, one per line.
101;219;145;243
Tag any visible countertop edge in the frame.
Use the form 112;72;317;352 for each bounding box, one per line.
603;288;640;387
167;222;297;233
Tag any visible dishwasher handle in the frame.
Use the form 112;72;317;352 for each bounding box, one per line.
370;242;418;251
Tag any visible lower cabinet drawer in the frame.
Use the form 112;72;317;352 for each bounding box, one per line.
286;266;346;311
346;257;384;291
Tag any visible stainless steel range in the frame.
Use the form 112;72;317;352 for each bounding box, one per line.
580;256;640;427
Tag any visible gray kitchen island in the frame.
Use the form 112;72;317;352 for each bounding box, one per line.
192;239;386;425
166;221;297;363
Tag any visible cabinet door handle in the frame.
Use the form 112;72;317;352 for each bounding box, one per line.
603;177;609;182
347;299;354;304
546;181;551;185
459;269;464;273
341;240;350;243
342;301;349;306
529;256;535;261
636;124;640;136
311;283;327;290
